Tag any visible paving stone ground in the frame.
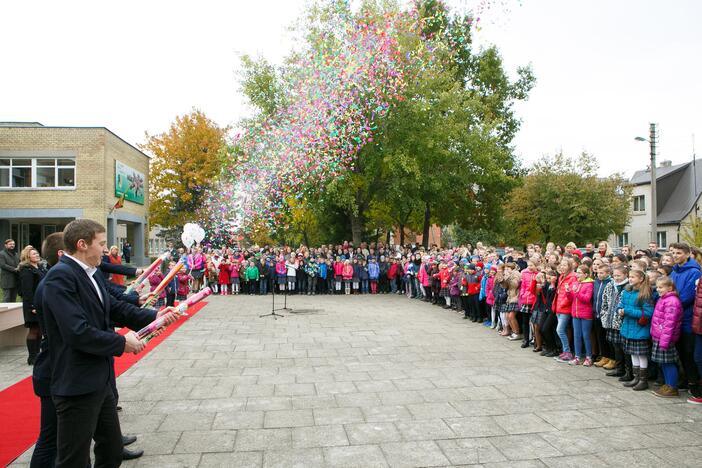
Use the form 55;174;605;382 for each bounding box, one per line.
5;294;702;467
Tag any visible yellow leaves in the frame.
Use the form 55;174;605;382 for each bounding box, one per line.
140;109;229;228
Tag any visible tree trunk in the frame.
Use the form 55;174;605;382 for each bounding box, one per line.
422;202;431;248
350;211;363;245
302;230;310;248
399;224;405;247
386;229;391;245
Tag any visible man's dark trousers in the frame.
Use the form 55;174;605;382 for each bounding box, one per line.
53;383;123;468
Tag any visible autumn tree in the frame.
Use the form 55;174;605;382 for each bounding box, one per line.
141;110;229;235
505;152;632;245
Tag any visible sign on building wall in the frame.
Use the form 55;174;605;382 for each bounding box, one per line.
115;161;145;205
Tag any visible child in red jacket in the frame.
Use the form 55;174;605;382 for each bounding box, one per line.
176;270;190;301
342;259;353;295
462;264;482;322
218;259;232;295
333;257;344;294
148;270;167;307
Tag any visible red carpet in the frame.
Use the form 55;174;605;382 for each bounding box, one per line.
0;301;207;467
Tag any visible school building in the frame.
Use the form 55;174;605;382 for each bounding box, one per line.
0;122;154;265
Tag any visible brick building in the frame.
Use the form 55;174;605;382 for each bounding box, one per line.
0;122;150;265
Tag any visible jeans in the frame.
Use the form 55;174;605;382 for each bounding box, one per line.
53;383;123;468
661;362;679;388
572;317;593;358
361;279;369;294
307;276;317;294
259;278;268;295
390;278;397;293
556;314;571;354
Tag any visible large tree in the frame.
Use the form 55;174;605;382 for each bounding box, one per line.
224;0;533;246
141;110;229;235
505;152;632;245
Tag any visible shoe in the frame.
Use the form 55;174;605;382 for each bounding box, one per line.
623;367;640;387
520;342;529;349
463;316;469;319
540;349;549;356
583;357;593;367
556;352;573;363
687;396;702;404
545;351;560;358
653;384;679;398
618;360;634;382
116;405;122;412
603;359;618;370
122;435;137;446
633;368;649;391
594;357;610;368
483;320;492;327
568;357;582;366
508;333;521;341
122;448;144;460
533;348;543;353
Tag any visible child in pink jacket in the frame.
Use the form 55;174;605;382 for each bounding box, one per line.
651;276;683;397
566;264;594;366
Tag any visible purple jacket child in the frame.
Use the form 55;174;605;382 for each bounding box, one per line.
449;271;462;297
650;291;683;350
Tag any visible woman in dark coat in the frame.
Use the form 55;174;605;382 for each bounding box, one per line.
18;246;47;365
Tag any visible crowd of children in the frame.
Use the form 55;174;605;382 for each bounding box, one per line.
174;239;702;403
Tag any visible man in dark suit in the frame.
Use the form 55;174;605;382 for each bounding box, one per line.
42;220;174;467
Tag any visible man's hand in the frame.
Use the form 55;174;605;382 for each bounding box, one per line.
156;308;178;326
138;293;152;306
124;331;145;355
135;268;144;276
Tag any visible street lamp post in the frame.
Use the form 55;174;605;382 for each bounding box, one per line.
635;123;658;243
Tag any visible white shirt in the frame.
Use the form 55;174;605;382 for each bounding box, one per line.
64;253;104;304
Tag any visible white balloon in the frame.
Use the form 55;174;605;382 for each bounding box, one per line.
194;226;205;243
181;232;194;248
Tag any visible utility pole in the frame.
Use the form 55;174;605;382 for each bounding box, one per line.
649;123;657;243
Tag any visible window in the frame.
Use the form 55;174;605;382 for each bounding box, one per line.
0;157;75;189
633;195;645;212
617;233;629;247
657;231;667;249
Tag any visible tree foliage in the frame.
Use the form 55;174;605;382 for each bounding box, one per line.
680;215;702;247
141;110;229;231
310;0;533;245
505;152;632;246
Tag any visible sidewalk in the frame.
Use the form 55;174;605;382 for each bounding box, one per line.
7;294;702;467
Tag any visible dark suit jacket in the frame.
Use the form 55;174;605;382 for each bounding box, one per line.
42;256;155;397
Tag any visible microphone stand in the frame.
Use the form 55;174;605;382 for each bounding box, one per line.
260;274;288;319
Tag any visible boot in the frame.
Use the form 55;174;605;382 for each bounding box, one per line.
595;357;610;368
633;368;649;391
606;360;624;376
623;367;640;387
618;356;633;381
603;359;618;370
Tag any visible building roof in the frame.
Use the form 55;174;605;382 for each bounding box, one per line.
0;122;150;159
657;160;702;224
630;161;687;185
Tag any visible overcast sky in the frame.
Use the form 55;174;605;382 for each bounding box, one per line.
1;0;700;177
